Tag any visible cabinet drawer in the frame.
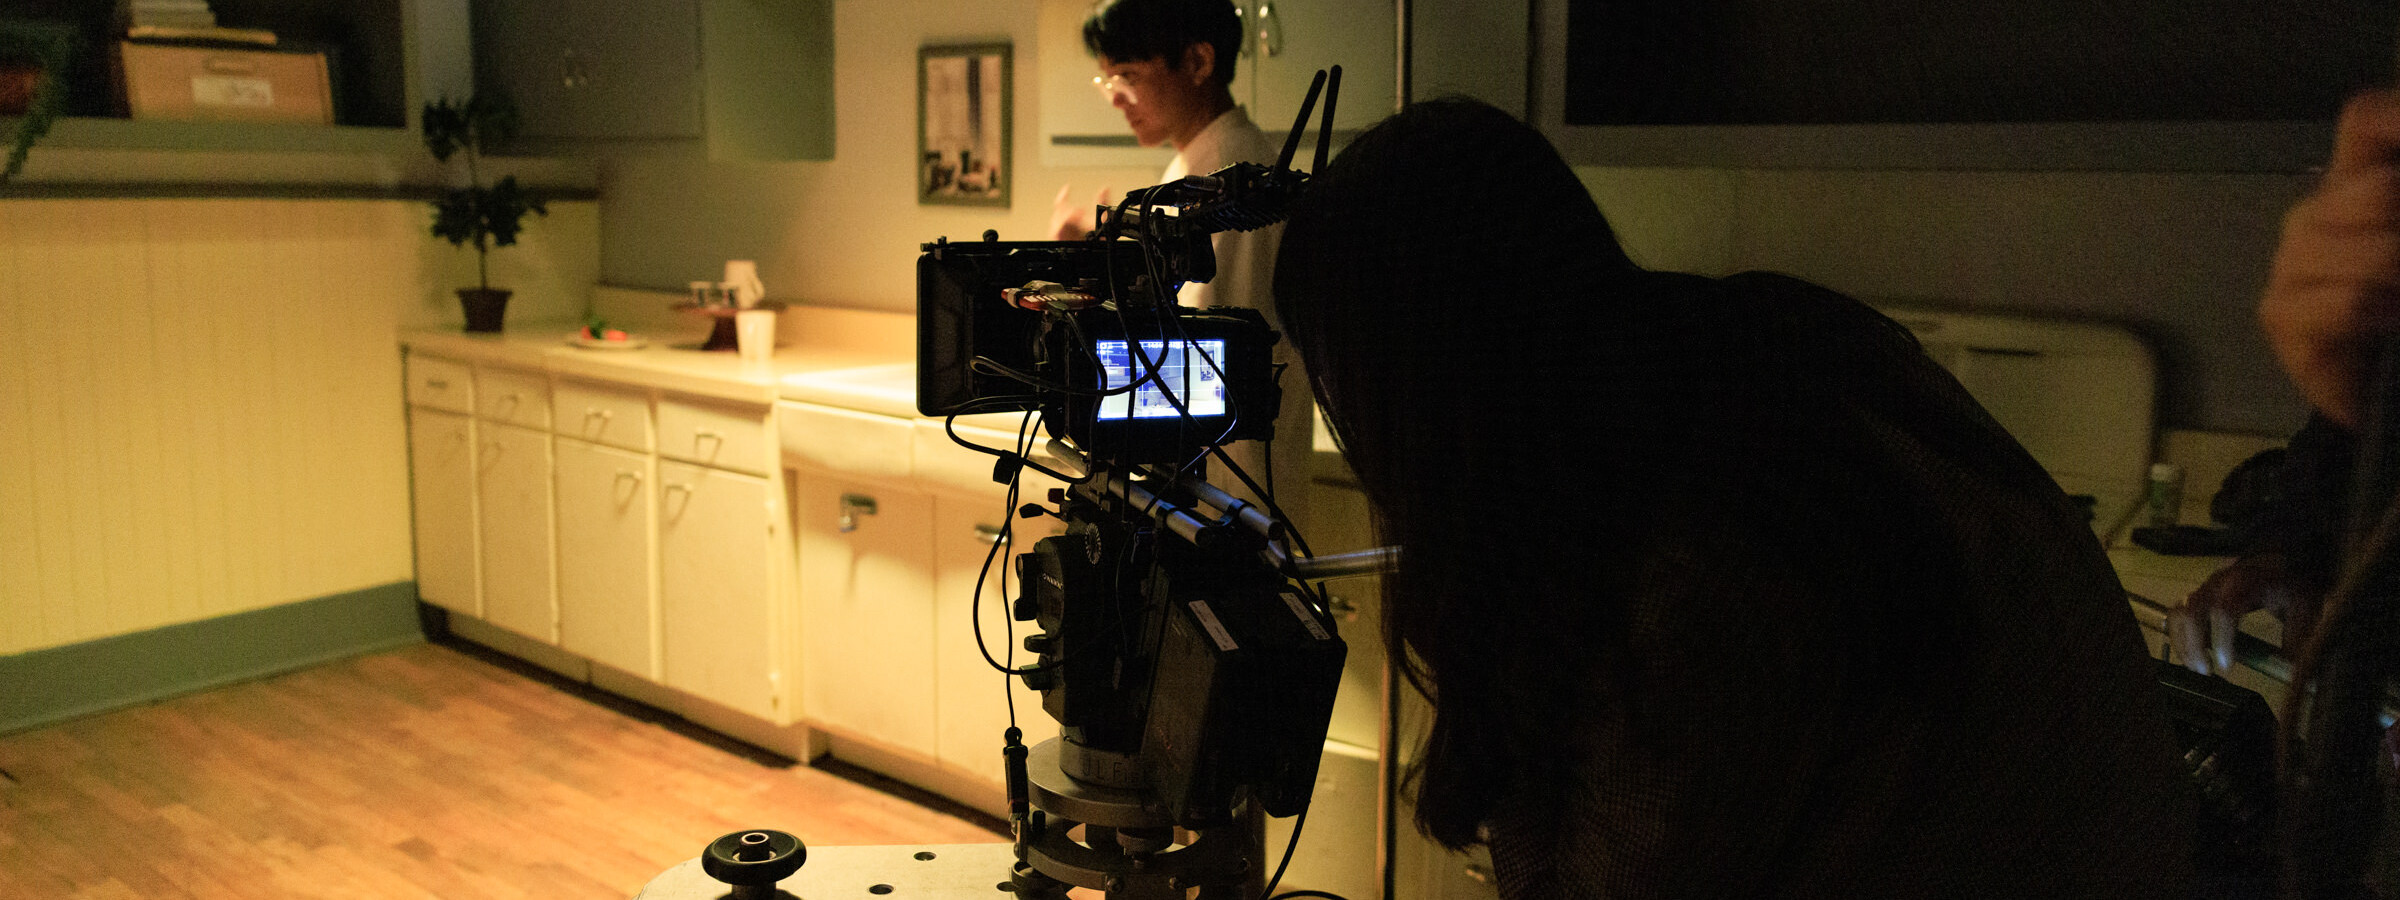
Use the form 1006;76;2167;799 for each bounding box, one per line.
658;395;773;475
778;401;913;481
475;366;552;429
555;379;652;451
405;355;473;413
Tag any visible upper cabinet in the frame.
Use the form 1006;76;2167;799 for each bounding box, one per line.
0;0;421;158
471;0;833;160
1244;0;1394;137
1038;0;1394;168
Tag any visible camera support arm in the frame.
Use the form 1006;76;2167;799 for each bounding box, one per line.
1056;442;1399;583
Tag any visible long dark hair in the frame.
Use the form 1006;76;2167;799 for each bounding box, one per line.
1274;98;1994;848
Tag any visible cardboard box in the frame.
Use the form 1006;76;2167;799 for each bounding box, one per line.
116;41;331;125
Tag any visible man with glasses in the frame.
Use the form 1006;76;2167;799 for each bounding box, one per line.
1051;0;1276;315
1053;0;1310;519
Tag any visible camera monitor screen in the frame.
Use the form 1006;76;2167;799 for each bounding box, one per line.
1095;339;1229;421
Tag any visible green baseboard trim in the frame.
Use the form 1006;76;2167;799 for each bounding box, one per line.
0;582;427;735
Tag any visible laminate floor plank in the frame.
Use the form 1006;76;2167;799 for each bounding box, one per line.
0;642;1003;898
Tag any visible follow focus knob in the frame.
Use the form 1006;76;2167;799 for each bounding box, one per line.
700;829;807;899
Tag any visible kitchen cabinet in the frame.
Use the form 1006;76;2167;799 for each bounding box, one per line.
554;437;655;678
1247;0;1397;134
796;471;940;760
406;407;480;616
931;491;1062;789
475;420;557;641
406;354;481;615
473;364;558;642
401;344;797;726
4;0;421;157
787;404;1068;795
660;458;790;721
471;0;835;160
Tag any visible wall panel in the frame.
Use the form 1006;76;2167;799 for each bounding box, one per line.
0;198;590;655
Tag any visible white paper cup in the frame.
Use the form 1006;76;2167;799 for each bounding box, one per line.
736;309;777;372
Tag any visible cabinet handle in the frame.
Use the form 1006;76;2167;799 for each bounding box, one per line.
614;469;642;484
1257;0;1282;57
694;429;723;444
1327;593;1361;622
974;523;1005;545
585;408;613;422
838;493;878;533
561;46;592;90
425;378;450;389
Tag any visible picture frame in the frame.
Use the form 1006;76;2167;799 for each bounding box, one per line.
918;43;1012;207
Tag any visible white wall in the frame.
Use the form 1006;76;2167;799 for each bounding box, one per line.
0;197;597;655
598;0;2315;434
1580;165;2315;435
599;0;1162;310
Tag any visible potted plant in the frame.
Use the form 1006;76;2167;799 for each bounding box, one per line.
0;21;77;185
423;94;544;332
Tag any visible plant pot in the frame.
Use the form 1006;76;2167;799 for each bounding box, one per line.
457;288;511;333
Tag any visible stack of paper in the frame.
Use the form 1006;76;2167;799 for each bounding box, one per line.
124;0;218;30
120;0;277;45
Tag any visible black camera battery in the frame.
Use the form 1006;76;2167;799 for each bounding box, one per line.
1143;583;1346;825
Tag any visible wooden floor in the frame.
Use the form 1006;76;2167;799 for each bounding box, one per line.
0;642;1006;899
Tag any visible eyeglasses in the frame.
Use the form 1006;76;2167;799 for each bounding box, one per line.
1092;72;1139;104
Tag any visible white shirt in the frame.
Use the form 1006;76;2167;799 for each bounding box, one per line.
1164;106;1312;518
1162;106;1282;320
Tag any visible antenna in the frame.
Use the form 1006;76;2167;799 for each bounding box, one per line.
1313;65;1342;174
1275;68;1328;171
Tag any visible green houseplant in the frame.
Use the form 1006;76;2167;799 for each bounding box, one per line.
423;94;545;332
0;22;76;185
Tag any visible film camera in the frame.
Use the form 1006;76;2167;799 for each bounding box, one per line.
639;67;1370;900
920;69;1353;900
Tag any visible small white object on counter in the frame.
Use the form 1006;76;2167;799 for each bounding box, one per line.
724;259;765;309
736;308;777;372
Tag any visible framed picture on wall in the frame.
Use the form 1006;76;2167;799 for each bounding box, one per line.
919;43;1012;207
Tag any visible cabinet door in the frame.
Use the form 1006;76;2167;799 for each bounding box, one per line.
1251;0;1397;134
475;0;704;141
1308;482;1386;749
556;438;656;678
659;460;787;721
796;472;938;759
932;492;1062;789
478;421;558;642
408;409;479;615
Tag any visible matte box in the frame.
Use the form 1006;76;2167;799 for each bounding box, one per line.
116;41;331;124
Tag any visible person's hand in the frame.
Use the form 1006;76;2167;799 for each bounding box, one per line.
2261;89;2400;430
1049;185;1113;241
2169;552;2319;675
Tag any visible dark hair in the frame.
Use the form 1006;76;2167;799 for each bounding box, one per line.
1275;98;1981;849
1082;0;1243;88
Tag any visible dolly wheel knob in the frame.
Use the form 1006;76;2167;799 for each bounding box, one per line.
701;829;807;897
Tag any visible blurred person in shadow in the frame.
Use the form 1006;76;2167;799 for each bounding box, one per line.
1272;97;2194;899
2171;88;2400;900
2175;88;2400;678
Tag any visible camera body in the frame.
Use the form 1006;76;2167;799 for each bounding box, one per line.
916;235;1282;464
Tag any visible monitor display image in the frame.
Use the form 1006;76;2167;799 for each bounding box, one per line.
1095;339;1229;421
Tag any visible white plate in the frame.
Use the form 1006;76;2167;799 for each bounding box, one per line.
567;333;648;350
